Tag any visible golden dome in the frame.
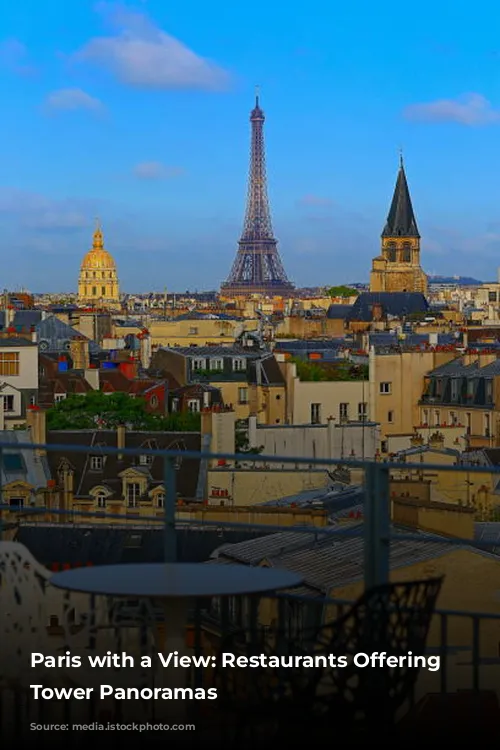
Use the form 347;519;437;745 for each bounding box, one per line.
80;221;117;271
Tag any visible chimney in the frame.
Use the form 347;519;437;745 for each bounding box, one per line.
117;424;126;460
26;407;47;455
140;331;152;369
428;431;445;451
69;337;90;370
410;433;424;447
478;350;498;368
84;367;100;390
463;350;479;367
31;326;37;343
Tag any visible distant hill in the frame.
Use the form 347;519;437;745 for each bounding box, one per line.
428;275;483;286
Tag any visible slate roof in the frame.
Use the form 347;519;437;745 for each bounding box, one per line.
210;528;465;593
0;430;51;488
0;337;36;348
347;292;429;322
14;524;269;566
36;315;100;355
167;345;259;358
326;305;352;320
46;429;202;500
381;160;420;238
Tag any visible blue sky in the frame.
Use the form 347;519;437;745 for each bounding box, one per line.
1;0;500;292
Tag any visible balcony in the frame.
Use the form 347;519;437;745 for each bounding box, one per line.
2;441;500;741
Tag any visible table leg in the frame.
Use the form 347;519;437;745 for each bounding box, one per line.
157;598;190;720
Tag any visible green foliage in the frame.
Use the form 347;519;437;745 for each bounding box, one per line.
46;391;201;432
292;358;368;382
326;285;359;298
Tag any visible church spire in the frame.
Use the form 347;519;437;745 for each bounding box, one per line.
381;158;420;239
92;217;104;250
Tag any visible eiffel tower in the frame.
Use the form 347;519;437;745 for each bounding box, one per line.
221;92;294;296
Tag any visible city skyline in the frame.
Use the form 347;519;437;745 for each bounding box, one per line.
2;0;500;291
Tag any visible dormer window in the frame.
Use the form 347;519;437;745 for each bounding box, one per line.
210;358;223;371
192;358;206;370
157;492;165;508
139;454;153;466
233;358;246;371
90;456;104;470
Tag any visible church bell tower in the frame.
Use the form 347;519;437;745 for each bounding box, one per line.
370;156;427;294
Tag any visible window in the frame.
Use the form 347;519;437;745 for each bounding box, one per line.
388;410;394;423
171;398;179;412
402;242;411;262
150;394;158;408
96;492;106;509
90;456;103;470
210;358;223;371
387;243;396;262
311;403;321;424
188;399;200;413
0;352;19;376
101;286;106;295
127;483;141;507
192;358;206;370
486;380;493;403
92;287;97;296
451;380;459;401
54;393;66;403
434;410;440;426
358;402;367;421
30;396;36;406
489;291;497;302
449;411;458;426
422;409;429;425
157;492;165;508
2;395;14;412
379;382;391;394
381;440;388;453
238;387;248;404
466;412;471;435
233;358;246;371
139;454;153;466
485;414;491;438
9;497;24;508
339;403;349;421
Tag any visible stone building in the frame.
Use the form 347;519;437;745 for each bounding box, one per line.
370;157;427;295
78;220;120;308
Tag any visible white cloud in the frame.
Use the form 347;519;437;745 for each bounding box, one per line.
0;38;37;76
74;3;230;91
133;161;184;180
403;93;500;126
0;188;94;231
45;88;103;112
297;194;334;207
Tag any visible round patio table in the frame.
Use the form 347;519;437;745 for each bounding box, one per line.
50;563;303;714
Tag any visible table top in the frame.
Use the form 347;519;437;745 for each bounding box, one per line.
50;563;303;599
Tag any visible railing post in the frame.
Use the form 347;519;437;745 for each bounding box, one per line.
364;462;390;589
0;445;3;539
163;456;177;563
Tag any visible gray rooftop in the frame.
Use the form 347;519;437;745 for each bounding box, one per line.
0;430;51;489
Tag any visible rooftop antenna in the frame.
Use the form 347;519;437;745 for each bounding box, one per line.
399;146;404;168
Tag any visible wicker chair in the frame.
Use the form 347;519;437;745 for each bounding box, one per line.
214;577;444;745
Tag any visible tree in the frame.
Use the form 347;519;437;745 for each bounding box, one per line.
325;285;359;298
46;391;201;432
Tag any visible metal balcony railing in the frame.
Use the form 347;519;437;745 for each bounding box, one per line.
2;439;500;699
